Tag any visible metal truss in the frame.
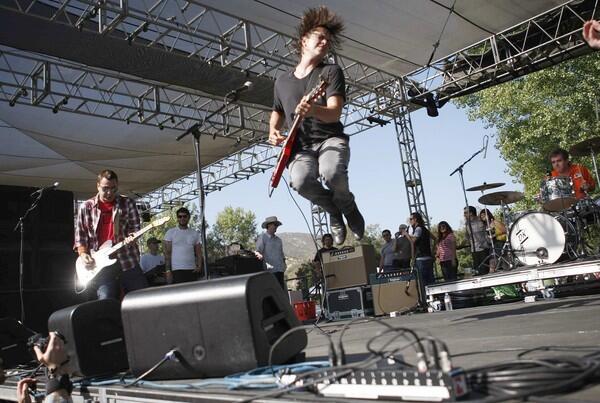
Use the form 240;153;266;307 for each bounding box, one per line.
138;142;277;213
394;104;430;227
400;0;597;110
0;0;403;134
2;0;597;221
311;203;329;244
0;47;271;142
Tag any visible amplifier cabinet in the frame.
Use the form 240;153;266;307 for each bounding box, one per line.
322;245;377;290
326;286;373;321
371;273;418;316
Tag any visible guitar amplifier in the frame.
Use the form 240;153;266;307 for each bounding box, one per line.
326;286;373;321
371;272;419;316
322;245;377;290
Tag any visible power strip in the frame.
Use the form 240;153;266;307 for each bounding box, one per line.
314;368;468;401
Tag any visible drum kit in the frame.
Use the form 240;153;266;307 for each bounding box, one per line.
466;137;600;269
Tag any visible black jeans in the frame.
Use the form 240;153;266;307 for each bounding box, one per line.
440;260;458;282
172;270;199;284
473;249;490;275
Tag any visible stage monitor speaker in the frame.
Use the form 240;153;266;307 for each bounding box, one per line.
372;278;419;316
121;272;307;380
48;299;128;377
0;318;34;368
322;245;377;290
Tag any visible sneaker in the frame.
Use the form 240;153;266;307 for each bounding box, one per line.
329;214;347;245
345;207;365;241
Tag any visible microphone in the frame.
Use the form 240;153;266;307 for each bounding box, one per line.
31;182;59;195
483;135;489;159
226;81;253;100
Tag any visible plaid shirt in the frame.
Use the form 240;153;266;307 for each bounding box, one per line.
74;194;141;270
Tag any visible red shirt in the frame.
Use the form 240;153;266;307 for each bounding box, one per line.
552;163;595;199
97;199;115;246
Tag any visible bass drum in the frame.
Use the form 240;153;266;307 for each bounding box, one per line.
509;212;566;266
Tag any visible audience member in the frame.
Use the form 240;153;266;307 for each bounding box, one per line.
405;212;434;285
436;221;458;281
379;229;400;272
464;206;491;275
164;207;203;284
583;20;600;49
394;224;413;270
255;216;287;288
140;237;166;285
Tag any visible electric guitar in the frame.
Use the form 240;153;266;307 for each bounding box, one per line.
75;216;170;289
268;76;328;196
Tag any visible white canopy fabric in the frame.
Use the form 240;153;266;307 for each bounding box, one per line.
0;0;568;198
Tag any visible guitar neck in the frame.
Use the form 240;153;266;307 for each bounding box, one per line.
106;224;157;254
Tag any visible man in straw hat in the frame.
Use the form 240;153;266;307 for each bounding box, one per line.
255;216;286;288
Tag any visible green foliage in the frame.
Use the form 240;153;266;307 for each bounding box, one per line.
295;260;317;298
454;52;600;206
340;223;385;262
207;206;258;260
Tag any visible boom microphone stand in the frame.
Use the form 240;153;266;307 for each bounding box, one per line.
450;140;487;275
176;91;244;281
13;186;53;324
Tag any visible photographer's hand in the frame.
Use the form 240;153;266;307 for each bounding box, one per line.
16;378;36;403
33;333;69;375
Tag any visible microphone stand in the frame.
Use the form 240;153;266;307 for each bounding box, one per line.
176;93;239;281
12;188;47;324
450;145;486;274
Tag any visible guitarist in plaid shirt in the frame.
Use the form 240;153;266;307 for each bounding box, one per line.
74;169;148;299
269;6;364;245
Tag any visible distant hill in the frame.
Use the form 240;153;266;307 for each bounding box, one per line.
278;232;317;261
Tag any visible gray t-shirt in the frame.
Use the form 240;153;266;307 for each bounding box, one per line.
465;218;491;252
273;63;347;153
381;240;399;266
256;232;286;273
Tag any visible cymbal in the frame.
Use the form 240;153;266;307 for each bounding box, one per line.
467;182;505;192
478;191;524;205
570;137;600;157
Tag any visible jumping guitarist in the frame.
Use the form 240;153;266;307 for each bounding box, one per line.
269;6;364;245
74;169;148;300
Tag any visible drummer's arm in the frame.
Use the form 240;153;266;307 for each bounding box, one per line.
583;166;596;192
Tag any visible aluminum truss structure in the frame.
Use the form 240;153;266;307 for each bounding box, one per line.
1;0;598;225
394;106;430;226
400;0;597;111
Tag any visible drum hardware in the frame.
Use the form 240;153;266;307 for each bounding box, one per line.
569;136;600;185
540;176;577;212
466;182;505;192
478;191;524;206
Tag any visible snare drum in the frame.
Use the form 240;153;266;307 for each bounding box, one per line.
509;212;570;265
540;177;577;212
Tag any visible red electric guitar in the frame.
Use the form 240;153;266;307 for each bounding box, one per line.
268;76;328;196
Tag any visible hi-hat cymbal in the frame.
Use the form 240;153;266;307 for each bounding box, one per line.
467;182;505;192
478;191;524;205
570;137;600;157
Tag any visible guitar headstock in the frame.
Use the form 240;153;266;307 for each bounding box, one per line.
150;216;171;228
307;75;329;103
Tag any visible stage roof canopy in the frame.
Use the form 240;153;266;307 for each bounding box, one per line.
0;0;582;199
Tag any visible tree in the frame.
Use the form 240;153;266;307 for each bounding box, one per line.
207;206;258;258
454;52;600;207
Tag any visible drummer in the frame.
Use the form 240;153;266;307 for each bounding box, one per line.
548;148;595;199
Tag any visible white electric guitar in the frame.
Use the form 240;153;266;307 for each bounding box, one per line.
75;216;170;289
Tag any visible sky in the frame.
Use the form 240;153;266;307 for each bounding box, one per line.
202;103;524;234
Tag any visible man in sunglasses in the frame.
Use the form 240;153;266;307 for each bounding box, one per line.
74;169;148;300
164;207;203;284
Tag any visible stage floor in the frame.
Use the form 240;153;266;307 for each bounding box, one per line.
1;293;599;402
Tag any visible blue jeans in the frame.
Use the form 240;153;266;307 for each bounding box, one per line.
93;262;148;300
